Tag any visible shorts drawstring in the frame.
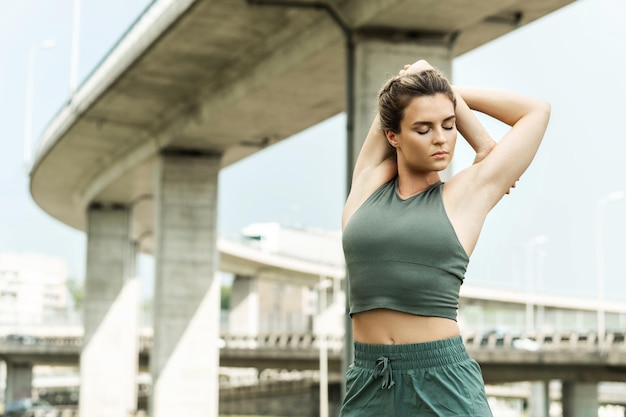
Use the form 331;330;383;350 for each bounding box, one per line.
342;337;494;416
374;355;397;389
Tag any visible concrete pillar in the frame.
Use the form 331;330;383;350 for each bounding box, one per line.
345;36;454;384
228;274;259;335
5;361;33;403
80;205;139;417
562;381;598;417
528;381;550;417
150;151;221;417
351;38;453;179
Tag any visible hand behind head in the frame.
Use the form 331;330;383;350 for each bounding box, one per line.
399;60;435;76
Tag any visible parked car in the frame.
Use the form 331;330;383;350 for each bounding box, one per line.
3;334;41;345
479;328;540;351
3;398;57;417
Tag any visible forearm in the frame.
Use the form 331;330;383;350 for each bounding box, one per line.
453;87;495;156
455;86;551;127
455;86;550;195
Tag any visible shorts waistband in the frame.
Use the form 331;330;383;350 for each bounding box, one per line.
353;335;469;370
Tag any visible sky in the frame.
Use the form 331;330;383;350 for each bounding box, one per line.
1;0;626;302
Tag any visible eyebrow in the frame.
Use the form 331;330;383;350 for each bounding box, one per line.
411;115;456;126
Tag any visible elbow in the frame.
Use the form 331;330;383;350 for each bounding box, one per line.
532;100;551;128
538;100;551;121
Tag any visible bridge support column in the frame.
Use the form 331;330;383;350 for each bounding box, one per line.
150;151;221;417
228;274;259;335
350;38;453;175
80;205;139;417
5;361;33;403
346;35;454;385
528;381;550;417
561;381;598;417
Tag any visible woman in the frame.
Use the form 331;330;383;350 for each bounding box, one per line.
340;60;550;416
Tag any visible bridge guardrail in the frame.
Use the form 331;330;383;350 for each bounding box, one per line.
3;331;626;353
463;331;626;351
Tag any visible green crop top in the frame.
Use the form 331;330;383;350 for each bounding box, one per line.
342;177;469;321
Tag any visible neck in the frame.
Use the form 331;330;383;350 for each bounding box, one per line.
396;168;441;199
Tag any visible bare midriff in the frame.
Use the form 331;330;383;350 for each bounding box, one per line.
352;308;460;344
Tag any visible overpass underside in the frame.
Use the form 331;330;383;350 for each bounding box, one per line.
24;0;578;416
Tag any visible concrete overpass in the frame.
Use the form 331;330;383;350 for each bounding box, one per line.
27;1;577;416
2;329;626;416
3;331;626;384
218;236;345;285
30;0;575;239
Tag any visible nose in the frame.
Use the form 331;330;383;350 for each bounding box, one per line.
432;127;447;145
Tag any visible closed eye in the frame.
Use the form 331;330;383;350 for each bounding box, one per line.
417;124;454;134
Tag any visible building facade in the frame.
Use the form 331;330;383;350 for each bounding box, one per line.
0;253;69;328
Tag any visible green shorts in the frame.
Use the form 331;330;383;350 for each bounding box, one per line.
340;336;493;417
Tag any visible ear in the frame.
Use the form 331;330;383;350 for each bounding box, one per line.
385;130;398;148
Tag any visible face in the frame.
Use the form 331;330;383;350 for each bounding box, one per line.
386;93;457;173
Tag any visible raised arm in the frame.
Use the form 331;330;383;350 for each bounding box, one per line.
457;86;551;205
351;114;397;184
342;113;397;229
453;88;496;164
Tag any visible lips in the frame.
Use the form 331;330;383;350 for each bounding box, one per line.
432;151;448;158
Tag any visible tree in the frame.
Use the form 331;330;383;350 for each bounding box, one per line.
67;277;84;310
221;285;231;310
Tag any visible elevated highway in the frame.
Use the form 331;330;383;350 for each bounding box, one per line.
30;0;575;252
217;236;345;285
2;331;626;385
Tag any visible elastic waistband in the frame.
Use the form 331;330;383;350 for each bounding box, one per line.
353;335;469;370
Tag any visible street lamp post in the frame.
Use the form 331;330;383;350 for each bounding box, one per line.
315;276;332;417
596;191;625;352
70;0;82;96
525;235;548;334
23;39;56;171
